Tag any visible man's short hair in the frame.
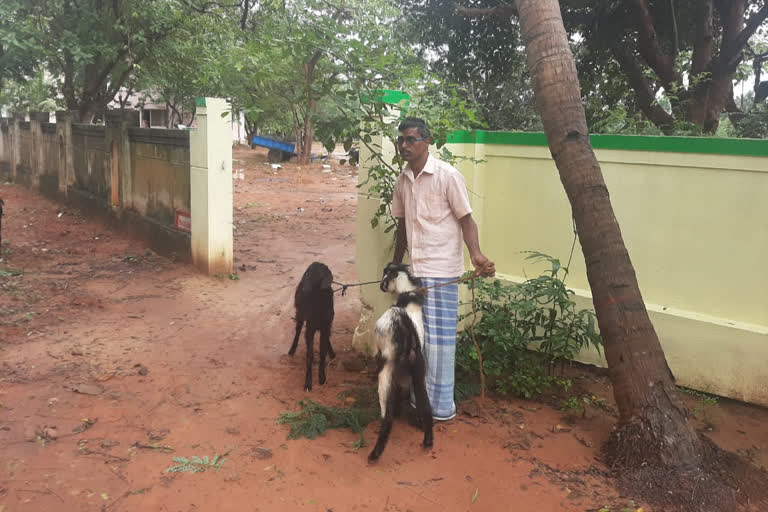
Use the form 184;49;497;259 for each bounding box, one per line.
398;117;431;139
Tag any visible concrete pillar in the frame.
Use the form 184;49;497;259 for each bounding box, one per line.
8;117;18;181
351;90;411;355
55;111;74;196
190;97;233;276
29;112;49;189
104;110;139;209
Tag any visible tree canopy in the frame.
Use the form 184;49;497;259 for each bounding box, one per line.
400;0;768;135
1;0;767;137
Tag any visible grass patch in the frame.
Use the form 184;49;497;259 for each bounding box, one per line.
164;453;227;473
277;398;378;450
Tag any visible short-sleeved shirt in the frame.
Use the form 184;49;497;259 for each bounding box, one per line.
391;153;473;277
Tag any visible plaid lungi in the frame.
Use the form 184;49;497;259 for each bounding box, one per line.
417;277;460;420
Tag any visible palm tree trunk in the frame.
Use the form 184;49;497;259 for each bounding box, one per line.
516;0;702;468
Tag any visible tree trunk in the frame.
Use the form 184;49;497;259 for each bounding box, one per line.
687;75;733;133
244;115;258;148
77;103;99;124
297;51;323;164
516;0;703;468
300;111;314;164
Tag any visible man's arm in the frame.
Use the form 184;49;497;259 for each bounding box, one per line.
392;218;407;263
459;214;495;277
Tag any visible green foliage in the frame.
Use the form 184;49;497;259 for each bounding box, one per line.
164;454;227;473
0;70;61;115
396;0;541;132
336;386;379;410
0;0;44;94
560;394;611;416
400;0;768;135
277;398;378;449
724;91;768;139
131;10;238;126
594;502;641;512
340;82;485;232
677;386;720;423
456;252;602;399
1;0;192;120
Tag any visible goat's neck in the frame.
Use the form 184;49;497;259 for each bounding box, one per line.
393;273;418;294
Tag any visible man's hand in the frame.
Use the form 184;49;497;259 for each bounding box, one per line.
470;252;495;277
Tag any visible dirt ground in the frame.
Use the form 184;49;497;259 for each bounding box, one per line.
1;146;766;512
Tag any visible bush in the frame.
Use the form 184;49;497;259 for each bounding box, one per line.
457;252;602;399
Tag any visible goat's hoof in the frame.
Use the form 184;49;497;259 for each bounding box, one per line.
367;452;380;463
319;375;327;385
304;385;312;392
423;439;433;450
288;350;296;356
329;351;336;360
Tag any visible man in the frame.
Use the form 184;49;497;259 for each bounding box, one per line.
390;117;495;421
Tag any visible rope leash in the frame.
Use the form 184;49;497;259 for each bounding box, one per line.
333;268;488;296
415;270;481;294
332;279;380;296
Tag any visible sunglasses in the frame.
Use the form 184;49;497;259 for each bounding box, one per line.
396;135;427;145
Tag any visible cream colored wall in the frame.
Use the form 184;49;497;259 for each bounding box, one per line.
356;137;768;406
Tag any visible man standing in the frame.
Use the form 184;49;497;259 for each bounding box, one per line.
390;117;495;421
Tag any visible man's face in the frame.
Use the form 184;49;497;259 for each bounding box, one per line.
397;127;429;163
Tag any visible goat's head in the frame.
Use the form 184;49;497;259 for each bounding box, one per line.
380;263;421;294
301;262;333;294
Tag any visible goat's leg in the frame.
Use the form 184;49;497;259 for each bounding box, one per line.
304;327;315;391
326;328;336;360
318;326;331;385
369;364;397;462
288;318;303;356
412;358;434;449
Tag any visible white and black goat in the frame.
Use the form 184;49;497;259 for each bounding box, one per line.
289;262;336;391
368;263;433;462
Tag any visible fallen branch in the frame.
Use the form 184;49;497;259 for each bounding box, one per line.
132;442;174;453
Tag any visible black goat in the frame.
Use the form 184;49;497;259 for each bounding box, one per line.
289;262;335;391
368;263;433;462
0;198;4;256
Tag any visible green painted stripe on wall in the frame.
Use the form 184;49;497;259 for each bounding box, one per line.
447;130;768;157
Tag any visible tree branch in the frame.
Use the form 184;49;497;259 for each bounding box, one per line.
180;0;240;14
240;0;249;29
82;47;130;101
612;46;675;134
724;82;747;129
455;4;517;18
723;3;768;71
736;4;767;49
631;0;683;91
691;0;713;76
714;0;743;70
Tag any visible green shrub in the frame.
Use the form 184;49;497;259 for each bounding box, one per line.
457;252;602;399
